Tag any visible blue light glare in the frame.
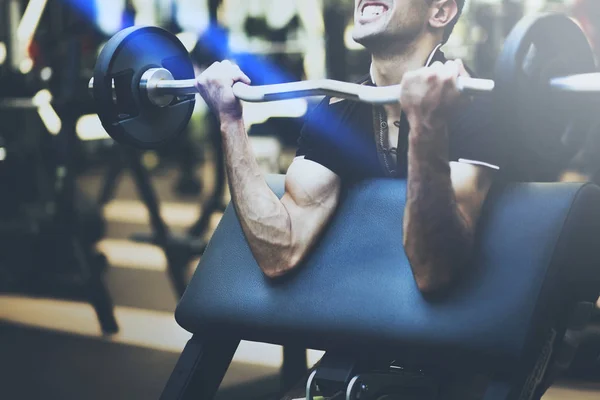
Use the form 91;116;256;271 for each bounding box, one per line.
199;25;370;161
61;0;97;23
61;0;135;36
182;22;370;162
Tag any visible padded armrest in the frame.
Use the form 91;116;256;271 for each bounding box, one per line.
176;176;600;374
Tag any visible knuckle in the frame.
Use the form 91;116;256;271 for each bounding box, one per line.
208;76;222;85
402;73;418;86
426;73;439;83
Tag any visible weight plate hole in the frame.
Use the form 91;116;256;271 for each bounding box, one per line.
111;71;139;119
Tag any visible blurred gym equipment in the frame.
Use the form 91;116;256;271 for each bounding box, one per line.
0;0;117;334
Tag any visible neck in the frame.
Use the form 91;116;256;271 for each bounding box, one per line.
370;36;440;119
370;36;440;87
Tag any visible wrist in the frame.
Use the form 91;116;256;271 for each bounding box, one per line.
406;112;447;133
220;116;245;136
408;125;450;164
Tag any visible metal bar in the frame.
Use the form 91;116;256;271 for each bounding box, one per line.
90;72;495;105
159;335;240;400
91;71;600;108
231;77;495;104
8;0;22;71
232;79;371;103
155;78;197;96
233;79;397;103
86;74;498;104
550;73;600;93
0;97;36;109
457;77;496;95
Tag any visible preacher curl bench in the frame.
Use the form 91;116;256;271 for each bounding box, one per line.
159;176;600;400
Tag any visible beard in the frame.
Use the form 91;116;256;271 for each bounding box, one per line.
353;22;424;56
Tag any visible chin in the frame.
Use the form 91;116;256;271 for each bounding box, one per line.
352;28;382;48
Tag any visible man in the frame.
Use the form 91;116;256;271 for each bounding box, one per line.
197;0;504;294
197;0;505;398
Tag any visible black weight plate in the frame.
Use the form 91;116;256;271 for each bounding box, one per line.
93;26;195;149
494;13;596;181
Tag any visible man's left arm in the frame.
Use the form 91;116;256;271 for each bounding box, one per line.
401;60;496;296
404;124;495;295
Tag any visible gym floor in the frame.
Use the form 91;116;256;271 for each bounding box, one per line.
0;156;599;400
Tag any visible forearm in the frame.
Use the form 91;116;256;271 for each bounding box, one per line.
404;126;473;293
220;119;294;276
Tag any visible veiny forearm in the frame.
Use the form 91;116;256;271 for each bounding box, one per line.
404;126;473;294
220;119;294;277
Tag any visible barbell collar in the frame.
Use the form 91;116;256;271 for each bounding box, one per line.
140;68;177;107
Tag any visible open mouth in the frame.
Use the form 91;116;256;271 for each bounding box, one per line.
360;1;390;20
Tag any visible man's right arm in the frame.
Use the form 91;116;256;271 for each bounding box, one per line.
198;61;341;278
221;119;341;278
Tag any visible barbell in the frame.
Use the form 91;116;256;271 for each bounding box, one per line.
89;13;599;151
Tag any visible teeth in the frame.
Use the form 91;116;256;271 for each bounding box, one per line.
362;5;385;17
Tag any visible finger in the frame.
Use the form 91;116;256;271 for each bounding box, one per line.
219;61;251;85
232;65;251;85
204;61;222;75
221;68;250;86
195;64;214;90
196;62;220;83
230;72;251;86
444;60;460;75
429;61;444;71
441;61;461;85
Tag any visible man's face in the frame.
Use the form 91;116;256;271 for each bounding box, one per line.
352;0;430;49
